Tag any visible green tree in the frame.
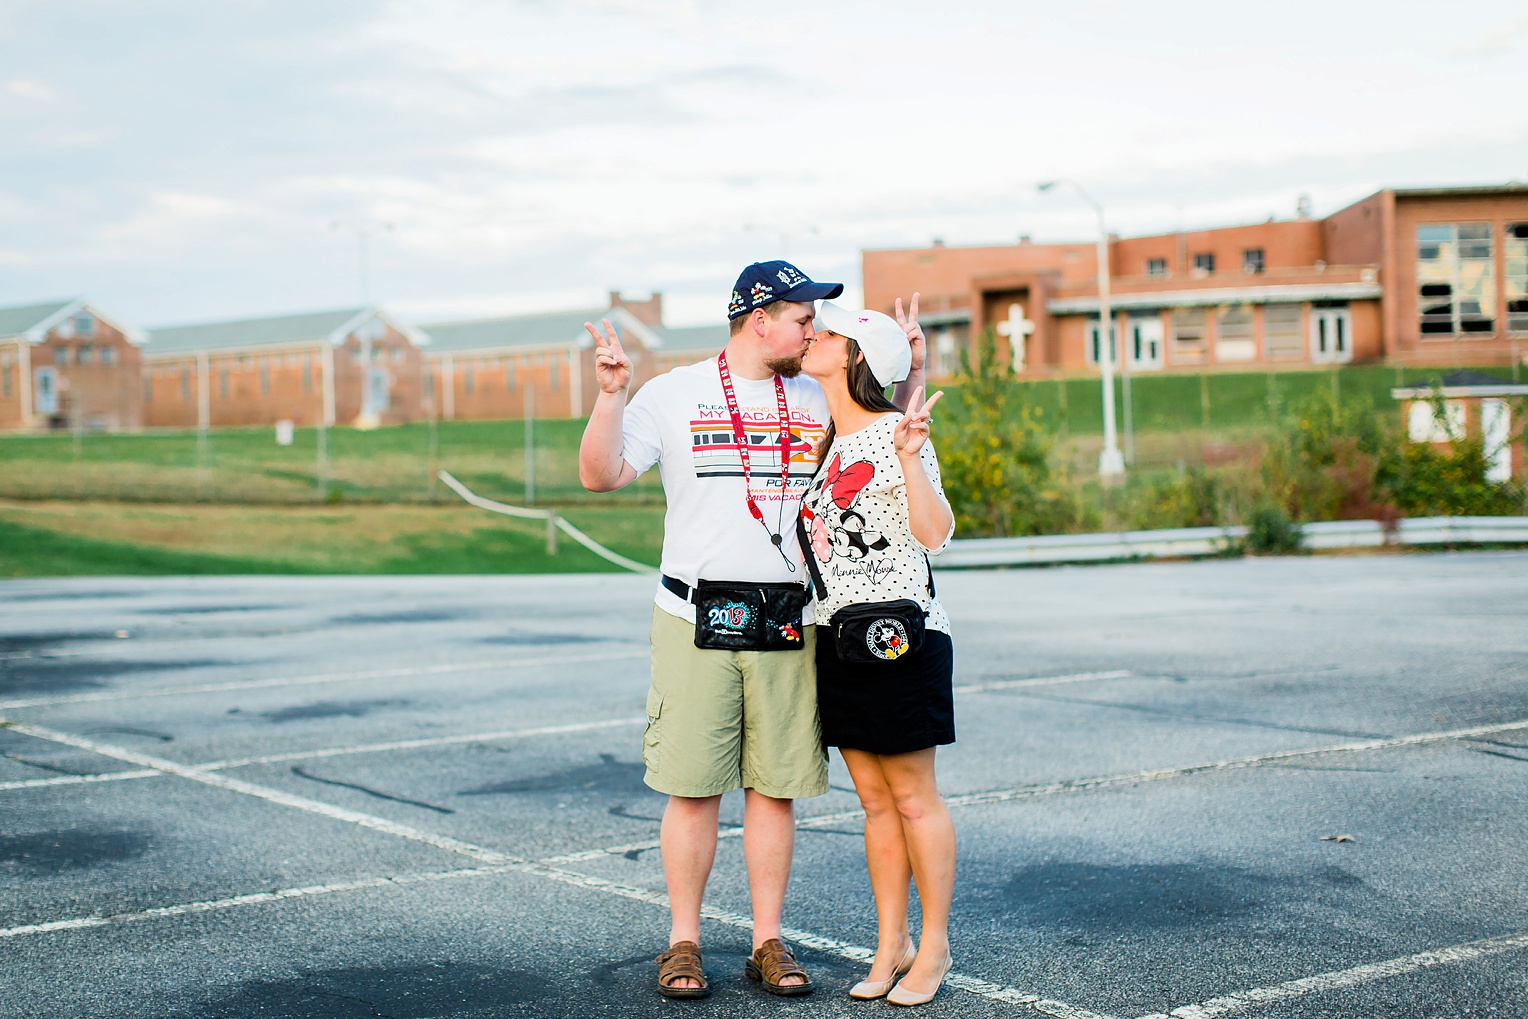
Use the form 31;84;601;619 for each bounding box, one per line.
939;329;1083;536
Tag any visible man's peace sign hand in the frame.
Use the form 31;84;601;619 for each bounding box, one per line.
894;292;927;374
585;318;632;395
894;385;944;459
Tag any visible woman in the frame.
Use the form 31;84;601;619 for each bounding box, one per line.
798;297;957;1006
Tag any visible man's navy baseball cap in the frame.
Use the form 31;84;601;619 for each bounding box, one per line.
727;260;844;320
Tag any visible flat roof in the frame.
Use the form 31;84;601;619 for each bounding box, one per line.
1392;184;1528;199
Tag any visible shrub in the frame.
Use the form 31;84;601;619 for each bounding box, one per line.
1243;501;1302;554
1128;466;1224;530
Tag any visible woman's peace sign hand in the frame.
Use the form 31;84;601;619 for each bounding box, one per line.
584;318;632;395
894;385;944;458
894;292;927;374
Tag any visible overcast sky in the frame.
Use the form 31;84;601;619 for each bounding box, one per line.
3;0;1527;328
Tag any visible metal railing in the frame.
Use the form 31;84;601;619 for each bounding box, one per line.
936;517;1528;568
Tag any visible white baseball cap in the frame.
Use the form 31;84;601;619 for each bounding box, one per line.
816;302;911;386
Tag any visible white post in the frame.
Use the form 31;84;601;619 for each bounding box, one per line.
524;385;535;505
18;341;32;426
1095;226;1124;477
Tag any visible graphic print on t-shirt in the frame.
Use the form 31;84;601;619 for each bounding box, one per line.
689;405;824;503
807;453;891;565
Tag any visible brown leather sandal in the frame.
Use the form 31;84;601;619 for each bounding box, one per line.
655;941;710;999
744;937;814;996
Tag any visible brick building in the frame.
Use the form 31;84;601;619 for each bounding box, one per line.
0;298;146;431
142;307;427;428
421;292;729;421
863;184;1528;380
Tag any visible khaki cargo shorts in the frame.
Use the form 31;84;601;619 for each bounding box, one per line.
643;606;828;800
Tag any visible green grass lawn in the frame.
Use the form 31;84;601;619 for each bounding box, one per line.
0;501;666;577
2;365;1505;507
0;364;1514;576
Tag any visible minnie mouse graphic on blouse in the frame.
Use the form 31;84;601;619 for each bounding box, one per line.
799;416;952;635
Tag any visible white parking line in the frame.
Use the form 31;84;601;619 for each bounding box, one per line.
0;648;647;710
0;718;649;794
196;717;646;770
954;670;1132;694
0;866;515;939
0;769;159;792
1136;929;1528;1019
543;716;1528;864
0;718;1116;1017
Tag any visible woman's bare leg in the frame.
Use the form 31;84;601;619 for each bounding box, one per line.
880;747;955;991
841;748;914;982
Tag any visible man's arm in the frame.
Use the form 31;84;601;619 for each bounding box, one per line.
578;319;640;492
891;292;926;411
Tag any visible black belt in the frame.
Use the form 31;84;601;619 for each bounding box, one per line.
661;575;694;602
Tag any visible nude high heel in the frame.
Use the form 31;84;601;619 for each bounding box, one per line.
885;951;952;1007
847;942;917;1000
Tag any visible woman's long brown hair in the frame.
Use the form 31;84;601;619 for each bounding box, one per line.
816;336;898;458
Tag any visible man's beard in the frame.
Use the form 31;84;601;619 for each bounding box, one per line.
764;355;803;378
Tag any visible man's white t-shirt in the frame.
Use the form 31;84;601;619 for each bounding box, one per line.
621;357;829;624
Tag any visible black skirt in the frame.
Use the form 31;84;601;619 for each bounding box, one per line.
815;626;955;755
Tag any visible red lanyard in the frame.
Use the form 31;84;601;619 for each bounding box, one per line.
717;351;792;554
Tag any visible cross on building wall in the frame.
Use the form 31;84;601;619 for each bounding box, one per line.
995;302;1035;372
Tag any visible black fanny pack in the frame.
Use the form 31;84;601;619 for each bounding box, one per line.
829;599;927;663
685;579;808;652
795;490;936;665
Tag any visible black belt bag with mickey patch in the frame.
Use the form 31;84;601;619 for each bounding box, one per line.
828;599;927;663
796;506;935;665
692;580;808;652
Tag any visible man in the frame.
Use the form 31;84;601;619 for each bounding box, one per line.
579;261;924;999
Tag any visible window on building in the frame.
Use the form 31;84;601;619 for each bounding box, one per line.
1507;223;1528;333
549;356;560;392
1146;258;1168;278
54;346;70;366
1171;309;1208;363
934;328;958;377
77;344;94;365
506;359;516;391
2;364;10;399
1408;399;1466;443
1418;223;1495;334
1264;304;1303;360
1216;306;1255;362
391;347;406;363
464;366;475;396
1193;253;1215;273
100;345;116;365
219;367;229;398
75;313;94;338
143;376;152;404
180;367;190;402
259;361;270;395
302;360;312;394
1243;249;1265;274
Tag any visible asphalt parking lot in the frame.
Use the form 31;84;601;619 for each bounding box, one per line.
3;552;1527;1018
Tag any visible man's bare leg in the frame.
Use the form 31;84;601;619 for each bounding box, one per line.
662;793;721;989
742;788;805;986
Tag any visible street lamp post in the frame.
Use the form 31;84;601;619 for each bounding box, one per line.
1038;181;1126;478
